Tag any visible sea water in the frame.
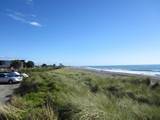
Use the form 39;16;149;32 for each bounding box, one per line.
88;65;160;77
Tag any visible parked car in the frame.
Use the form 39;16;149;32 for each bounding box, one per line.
0;72;23;84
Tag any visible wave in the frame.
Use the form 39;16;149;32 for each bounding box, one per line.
86;66;160;77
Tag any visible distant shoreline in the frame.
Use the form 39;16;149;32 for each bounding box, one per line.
71;66;160;80
88;66;160;76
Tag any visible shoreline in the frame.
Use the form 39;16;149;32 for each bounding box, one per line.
86;67;160;76
72;67;160;80
71;67;160;86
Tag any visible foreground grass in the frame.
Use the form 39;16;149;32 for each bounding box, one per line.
1;68;160;120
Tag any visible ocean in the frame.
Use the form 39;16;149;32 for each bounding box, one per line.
87;65;160;77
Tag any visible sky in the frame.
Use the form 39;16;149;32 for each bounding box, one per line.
0;0;160;66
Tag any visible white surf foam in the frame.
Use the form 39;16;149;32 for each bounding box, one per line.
86;67;160;77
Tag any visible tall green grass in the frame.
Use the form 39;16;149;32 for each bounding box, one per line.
0;68;160;120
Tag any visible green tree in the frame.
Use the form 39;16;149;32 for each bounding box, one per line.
10;60;23;69
53;64;56;69
41;64;47;68
58;63;64;68
26;61;35;68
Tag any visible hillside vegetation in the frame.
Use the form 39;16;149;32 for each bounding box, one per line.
0;68;160;120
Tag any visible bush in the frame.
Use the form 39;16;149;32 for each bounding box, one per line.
15;78;41;96
90;84;99;93
10;60;23;69
58;103;80;120
106;86;125;98
25;61;35;68
41;64;47;68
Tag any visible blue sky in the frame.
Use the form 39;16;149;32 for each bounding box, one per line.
0;0;160;65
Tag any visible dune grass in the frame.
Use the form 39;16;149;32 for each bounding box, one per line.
0;68;160;120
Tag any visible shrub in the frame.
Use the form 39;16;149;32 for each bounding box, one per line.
106;86;125;98
151;83;159;89
90;84;99;93
25;61;35;68
10;60;23;69
58;103;80;120
15;78;41;96
126;92;136;99
41;64;47;68
145;77;151;85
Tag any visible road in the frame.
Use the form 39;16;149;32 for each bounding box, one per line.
0;84;19;104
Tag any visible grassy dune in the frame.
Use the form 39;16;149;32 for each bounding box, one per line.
0;68;160;120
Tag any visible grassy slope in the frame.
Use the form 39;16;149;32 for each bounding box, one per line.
0;68;160;120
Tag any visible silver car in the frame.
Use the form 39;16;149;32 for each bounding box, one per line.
0;72;23;84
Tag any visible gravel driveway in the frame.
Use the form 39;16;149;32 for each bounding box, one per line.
0;84;19;104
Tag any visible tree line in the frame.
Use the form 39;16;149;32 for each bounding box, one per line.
10;60;64;70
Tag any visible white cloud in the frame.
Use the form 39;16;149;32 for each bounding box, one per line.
29;21;42;27
7;10;27;24
7;14;26;23
26;0;33;5
6;9;42;27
